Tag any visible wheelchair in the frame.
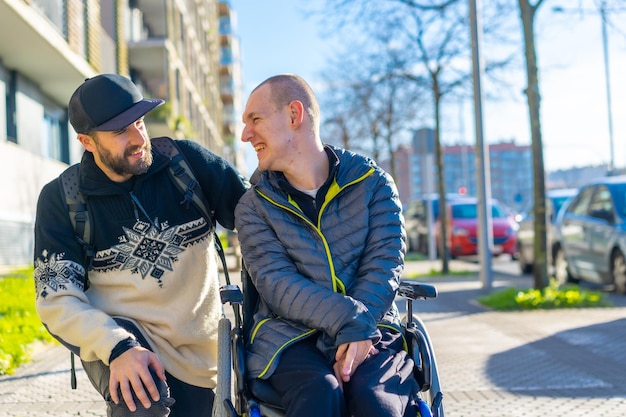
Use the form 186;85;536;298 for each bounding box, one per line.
212;268;445;417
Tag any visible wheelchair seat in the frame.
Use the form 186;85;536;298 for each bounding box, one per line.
214;272;444;417
248;379;283;411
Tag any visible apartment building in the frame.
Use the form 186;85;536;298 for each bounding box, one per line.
0;0;241;267
218;0;246;173
396;128;533;212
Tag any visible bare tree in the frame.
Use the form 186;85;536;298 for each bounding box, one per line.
315;0;516;272
320;36;426;181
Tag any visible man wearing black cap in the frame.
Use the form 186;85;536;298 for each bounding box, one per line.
33;74;249;416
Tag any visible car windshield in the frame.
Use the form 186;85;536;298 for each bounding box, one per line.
451;203;508;219
552;196;571;216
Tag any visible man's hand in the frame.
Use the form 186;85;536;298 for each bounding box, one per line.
333;339;379;386
109;346;166;412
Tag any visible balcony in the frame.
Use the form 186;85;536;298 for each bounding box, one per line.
127;37;168;96
0;0;94;105
129;0;167;38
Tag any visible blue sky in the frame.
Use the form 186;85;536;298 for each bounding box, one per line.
229;2;331;96
229;1;626;173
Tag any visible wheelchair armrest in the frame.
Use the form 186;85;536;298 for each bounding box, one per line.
220;284;243;305
398;281;437;300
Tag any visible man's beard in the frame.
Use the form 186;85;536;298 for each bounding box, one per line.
96;140;153;178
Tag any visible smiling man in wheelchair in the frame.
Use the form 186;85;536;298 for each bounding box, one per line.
232;74;427;417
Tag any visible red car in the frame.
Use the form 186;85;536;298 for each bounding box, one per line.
435;198;519;258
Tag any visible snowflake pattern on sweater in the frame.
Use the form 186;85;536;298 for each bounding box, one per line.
34;216;210;295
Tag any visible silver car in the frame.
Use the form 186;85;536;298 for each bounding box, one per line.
516;188;577;274
553;177;626;294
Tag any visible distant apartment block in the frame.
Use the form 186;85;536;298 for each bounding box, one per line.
387;128;533;212
0;0;242;267
387;128;611;214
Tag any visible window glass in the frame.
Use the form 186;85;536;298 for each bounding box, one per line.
491;204;508;218
451;202;509;219
588;186;613;213
552;196;570;217
568;187;594;216
451;204;476;219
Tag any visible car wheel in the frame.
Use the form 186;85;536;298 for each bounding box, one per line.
611;250;626;295
518;245;533;274
554;247;574;286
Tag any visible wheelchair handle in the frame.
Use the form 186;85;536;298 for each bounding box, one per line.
220;284;244;305
398;281;438;300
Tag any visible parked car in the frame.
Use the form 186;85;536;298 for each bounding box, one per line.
553;176;626;294
516;188;578;274
404;193;469;254
435;198;519;258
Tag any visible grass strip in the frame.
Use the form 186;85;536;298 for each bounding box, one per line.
0;267;55;375
478;278;611;310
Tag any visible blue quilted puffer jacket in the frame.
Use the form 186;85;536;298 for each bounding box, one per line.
234;145;406;380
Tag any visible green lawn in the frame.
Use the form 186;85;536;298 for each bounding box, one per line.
0;267;55;375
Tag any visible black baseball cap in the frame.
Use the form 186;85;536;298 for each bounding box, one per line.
68;74;164;134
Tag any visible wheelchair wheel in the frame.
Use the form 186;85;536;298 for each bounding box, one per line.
213;317;232;417
403;315;445;417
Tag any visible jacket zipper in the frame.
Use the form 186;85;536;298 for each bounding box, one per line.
256;167;375;294
252;167;377;378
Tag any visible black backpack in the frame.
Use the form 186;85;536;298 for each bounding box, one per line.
58;136;231;388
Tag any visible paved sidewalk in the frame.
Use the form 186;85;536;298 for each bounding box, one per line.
2;260;626;416
408;276;626;416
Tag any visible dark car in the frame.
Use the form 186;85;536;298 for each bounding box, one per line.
516;188;577;274
404;193;469;254
553;176;626;294
435;198;519;259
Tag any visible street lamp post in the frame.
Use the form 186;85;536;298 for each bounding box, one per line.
599;0;615;175
469;0;494;290
553;2;615;174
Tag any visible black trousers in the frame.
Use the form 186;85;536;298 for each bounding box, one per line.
267;329;419;417
81;318;214;417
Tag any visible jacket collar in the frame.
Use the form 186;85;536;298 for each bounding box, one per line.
253;144;375;200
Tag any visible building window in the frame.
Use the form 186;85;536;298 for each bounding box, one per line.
42;113;63;161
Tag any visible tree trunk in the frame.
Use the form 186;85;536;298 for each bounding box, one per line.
519;0;549;289
433;82;449;273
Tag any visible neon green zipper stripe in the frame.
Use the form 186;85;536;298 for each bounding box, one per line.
255;166;375;295
257;190;344;294
257;328;318;378
250;317;273;343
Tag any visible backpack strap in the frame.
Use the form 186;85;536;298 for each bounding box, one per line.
59;164;95;276
59;163;93;390
151;137;231;286
151;137;215;228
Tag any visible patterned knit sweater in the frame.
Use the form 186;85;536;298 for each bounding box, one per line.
33;138;248;388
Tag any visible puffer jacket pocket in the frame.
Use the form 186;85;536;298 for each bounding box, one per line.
246;317;317;379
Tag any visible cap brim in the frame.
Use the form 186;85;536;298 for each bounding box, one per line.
92;98;165;132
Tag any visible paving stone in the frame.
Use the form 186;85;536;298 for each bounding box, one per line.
2;262;626;416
